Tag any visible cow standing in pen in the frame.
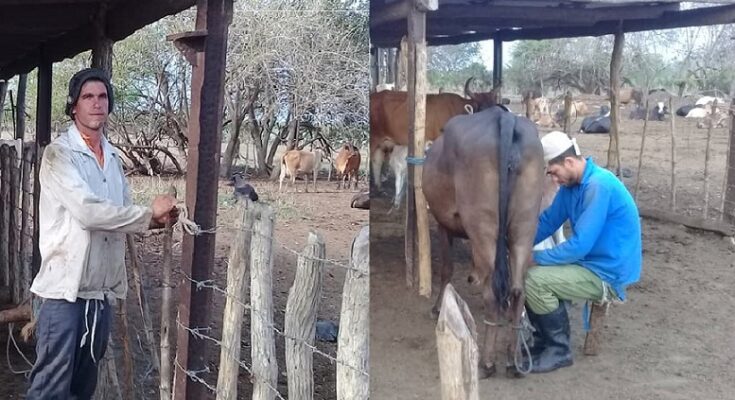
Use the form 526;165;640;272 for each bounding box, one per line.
423;105;545;378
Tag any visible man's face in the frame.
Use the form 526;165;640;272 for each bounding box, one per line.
72;80;108;131
546;158;576;187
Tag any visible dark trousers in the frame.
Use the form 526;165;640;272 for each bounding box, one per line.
26;298;112;400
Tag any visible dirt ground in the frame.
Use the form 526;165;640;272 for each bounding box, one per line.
1;172;368;399
370;99;735;400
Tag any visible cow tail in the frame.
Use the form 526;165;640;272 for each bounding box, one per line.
492;111;518;311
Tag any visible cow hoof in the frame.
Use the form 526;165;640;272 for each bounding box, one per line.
506;365;526;379
478;362;496;379
430;307;440;320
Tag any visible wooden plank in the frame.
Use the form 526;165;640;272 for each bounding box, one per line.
583;302;607;356
436;284;479;400
370;0;411;28
563;92;572;134
639;207;735;237
215;203;255;400
251;204;278;400
336;226;369;400
284;232;325;400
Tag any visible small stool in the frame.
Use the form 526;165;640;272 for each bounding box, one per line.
583;301;609;356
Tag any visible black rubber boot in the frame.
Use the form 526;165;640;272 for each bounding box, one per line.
530;304;573;373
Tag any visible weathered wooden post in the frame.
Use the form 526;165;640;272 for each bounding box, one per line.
436;283;479;400
19;145;34;302
406;0;436;297
337;225;369;400
127;234;160;373
583;303;608;356
563;92;573;134
370;46;379;91
703;100;718;219
721;98;735;222
215;203;256;400
8;146;20;303
607;30;624;176
251;204;278;400
669;96;678;211
161;186;179;400
1;145;10;287
285;231;325;400
634;100;651;201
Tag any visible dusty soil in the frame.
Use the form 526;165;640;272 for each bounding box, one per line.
2;173;368;399
370;99;735;400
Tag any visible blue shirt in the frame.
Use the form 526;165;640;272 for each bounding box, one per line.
533;158;642;300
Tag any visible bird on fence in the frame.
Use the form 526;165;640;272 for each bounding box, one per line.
229;172;259;202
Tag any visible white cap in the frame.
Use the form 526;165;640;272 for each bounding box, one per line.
540;131;581;163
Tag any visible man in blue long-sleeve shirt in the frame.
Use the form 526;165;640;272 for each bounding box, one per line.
524;131;642;373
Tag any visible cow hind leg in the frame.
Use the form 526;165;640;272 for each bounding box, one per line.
371;148;385;191
431;227;454;319
467;240;502;379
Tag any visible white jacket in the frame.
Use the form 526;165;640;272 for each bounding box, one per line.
30;124;152;302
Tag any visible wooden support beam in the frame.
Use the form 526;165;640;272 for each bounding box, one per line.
370;47;378;91
406;3;432;297
14;74;27;140
496;4;735;42
431;3;678;23
370;0;411;28
492;39;502;93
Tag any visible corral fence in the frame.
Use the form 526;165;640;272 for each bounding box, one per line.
131;202;369;400
0;139;37;309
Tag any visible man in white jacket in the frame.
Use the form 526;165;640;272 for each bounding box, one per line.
26;68;178;399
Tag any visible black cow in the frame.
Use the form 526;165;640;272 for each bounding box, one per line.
629;102;668;121
580;105;611;134
676;104;700;117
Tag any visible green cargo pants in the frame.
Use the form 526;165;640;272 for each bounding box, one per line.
525;264;611;315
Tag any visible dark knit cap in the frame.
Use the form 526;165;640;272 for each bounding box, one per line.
65;68;114;118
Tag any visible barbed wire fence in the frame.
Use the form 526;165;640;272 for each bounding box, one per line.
126;200;368;400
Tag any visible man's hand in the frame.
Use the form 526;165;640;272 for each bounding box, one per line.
150;195;179;228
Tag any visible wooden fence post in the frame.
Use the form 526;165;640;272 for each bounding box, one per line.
607;30;624;175
721;98;735;221
126;235;160;371
8;146;20;304
19;145;34;302
703;100;718;219
337;225;369;400
436;283;479;400
161;186;179;400
670;97;678;211
251;204;278;400
563;92;572;134
1;145;10;288
215;203;256;400
634;100;651;202
285;231;325;400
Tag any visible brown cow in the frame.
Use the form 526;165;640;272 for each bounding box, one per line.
334;143;361;190
615;87;643;105
279;149;323;192
423;106;545;379
370;77;497;189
